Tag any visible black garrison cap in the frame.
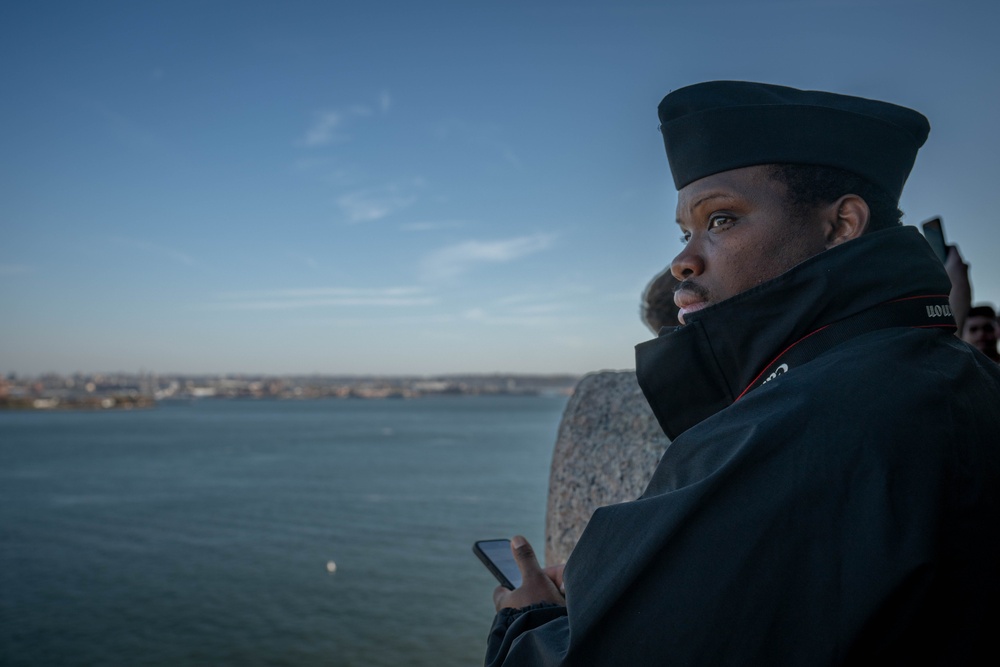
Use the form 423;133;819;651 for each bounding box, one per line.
658;81;930;200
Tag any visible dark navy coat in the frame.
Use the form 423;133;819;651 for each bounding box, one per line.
486;226;1000;666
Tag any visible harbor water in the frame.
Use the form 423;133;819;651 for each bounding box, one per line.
0;396;567;666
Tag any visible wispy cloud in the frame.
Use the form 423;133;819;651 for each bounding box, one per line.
338;186;415;223
455;288;582;326
460;306;573;328
110;236;195;265
497;286;593;306
420;233;556;280
301;92;390;147
303;111;344;147
210;286;436;310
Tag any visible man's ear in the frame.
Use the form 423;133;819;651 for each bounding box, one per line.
825;195;869;248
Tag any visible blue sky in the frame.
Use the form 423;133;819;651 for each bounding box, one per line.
2;0;998;375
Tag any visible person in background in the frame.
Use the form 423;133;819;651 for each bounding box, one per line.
962;304;999;362
640;267;681;334
944;245;972;333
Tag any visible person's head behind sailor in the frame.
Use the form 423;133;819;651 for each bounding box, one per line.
657;81;929;324
963;304;1000;362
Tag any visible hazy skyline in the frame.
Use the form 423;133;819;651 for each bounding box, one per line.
3;0;998;375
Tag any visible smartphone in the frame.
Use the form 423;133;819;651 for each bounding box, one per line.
921;216;948;263
473;539;522;590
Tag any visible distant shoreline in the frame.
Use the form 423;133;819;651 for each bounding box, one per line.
0;372;584;410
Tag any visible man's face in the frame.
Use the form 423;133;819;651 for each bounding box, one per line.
671;165;830;324
962;315;998;356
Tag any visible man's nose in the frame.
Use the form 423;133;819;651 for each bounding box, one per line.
671;243;705;281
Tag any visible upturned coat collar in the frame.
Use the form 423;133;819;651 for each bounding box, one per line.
635;225;951;440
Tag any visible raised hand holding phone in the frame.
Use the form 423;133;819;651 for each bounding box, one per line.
921;215;972;332
476;535;566;611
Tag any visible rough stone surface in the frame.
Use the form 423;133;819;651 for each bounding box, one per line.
544;370;670;566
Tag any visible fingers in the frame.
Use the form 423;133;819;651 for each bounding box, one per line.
493;583;510;610
543;563;566;594
945;244;968;270
510;535;542;578
512;537;567;593
492;537;567;612
492;536;540;612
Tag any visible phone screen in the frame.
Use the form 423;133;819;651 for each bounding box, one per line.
921;217;947;263
473;539;522;590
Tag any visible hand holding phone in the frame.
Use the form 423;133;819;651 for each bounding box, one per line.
477;536;567;611
473;539;522;590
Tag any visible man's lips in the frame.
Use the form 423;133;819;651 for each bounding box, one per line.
674;283;709;325
677;301;708;324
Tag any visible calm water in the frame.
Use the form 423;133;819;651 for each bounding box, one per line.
0;396;568;666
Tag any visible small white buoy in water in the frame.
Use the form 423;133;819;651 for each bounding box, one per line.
326;560;337;574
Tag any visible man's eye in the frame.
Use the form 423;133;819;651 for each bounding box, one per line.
679;231;691;244
708;215;733;230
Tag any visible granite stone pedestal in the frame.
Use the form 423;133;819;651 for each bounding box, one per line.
544;370;670;566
